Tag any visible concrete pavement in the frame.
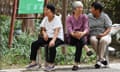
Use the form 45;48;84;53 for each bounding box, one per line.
0;63;120;72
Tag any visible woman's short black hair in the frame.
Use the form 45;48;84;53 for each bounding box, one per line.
91;2;103;12
46;4;55;14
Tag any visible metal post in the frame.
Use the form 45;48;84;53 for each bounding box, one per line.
8;0;18;48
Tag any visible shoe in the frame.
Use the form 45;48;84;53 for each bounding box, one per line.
86;51;93;56
95;61;101;69
72;65;79;71
26;64;41;70
101;60;108;66
95;64;101;69
44;65;55;71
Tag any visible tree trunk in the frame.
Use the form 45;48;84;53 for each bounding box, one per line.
21;14;35;35
0;31;1;69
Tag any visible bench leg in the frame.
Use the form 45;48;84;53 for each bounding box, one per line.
105;46;109;64
61;46;67;55
36;48;42;65
61;45;67;64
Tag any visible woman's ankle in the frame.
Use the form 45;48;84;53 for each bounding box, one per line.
74;62;79;66
30;61;36;65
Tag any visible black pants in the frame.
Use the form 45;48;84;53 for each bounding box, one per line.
70;36;85;63
30;37;64;63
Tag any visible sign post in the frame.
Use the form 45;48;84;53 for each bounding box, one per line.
8;0;44;48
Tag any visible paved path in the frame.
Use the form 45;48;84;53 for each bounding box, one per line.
0;63;120;72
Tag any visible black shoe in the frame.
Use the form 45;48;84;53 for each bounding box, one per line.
101;60;108;66
95;61;101;69
72;65;79;71
87;51;93;56
95;64;101;69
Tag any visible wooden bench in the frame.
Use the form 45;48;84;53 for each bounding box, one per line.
36;44;110;66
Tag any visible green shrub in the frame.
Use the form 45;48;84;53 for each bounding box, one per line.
0;15;37;66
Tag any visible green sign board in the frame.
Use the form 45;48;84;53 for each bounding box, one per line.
18;0;44;14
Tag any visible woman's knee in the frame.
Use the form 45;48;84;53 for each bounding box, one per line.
90;36;98;43
31;41;39;49
101;35;111;44
100;37;111;44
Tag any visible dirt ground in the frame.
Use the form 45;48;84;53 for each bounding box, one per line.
110;56;120;63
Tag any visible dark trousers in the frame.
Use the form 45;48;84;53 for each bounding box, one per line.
70;36;85;63
30;37;64;63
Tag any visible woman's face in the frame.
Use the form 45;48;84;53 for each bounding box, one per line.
46;8;54;17
90;7;98;15
74;6;83;14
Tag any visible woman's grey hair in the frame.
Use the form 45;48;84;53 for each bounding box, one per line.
72;1;83;10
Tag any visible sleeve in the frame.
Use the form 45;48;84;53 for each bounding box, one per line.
104;14;112;28
66;16;73;34
87;13;93;28
53;17;63;29
39;17;47;28
83;14;89;33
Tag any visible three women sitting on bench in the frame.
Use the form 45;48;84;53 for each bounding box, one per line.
26;1;112;71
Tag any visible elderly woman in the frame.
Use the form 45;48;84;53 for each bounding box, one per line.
66;1;89;71
88;2;112;68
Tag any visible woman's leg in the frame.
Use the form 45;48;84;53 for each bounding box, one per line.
72;37;85;71
84;45;93;56
44;38;64;71
90;36;99;60
30;37;47;65
99;35;111;61
47;38;64;63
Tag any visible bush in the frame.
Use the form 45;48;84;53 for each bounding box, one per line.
0;15;37;67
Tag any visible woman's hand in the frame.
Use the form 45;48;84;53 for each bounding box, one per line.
97;33;106;38
49;40;55;48
74;31;85;39
43;33;48;41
